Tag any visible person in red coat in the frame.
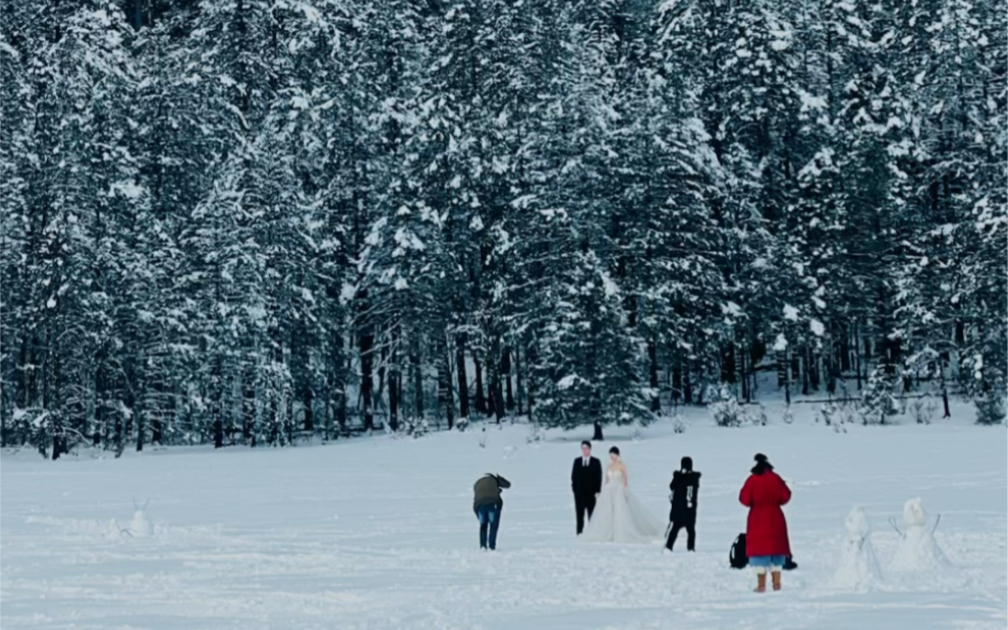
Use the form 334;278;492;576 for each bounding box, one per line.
739;453;792;592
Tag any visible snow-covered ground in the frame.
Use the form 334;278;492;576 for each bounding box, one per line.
2;406;1006;630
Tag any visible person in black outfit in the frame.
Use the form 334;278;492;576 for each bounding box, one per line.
571;440;603;535
666;456;701;551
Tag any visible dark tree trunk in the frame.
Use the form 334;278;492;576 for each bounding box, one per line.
137;411;145;452
135;368;145;453
359;322;375;432
494;384;504;423
297;318;314;432
525;343;536;422
720;344;736;383
52;423;63;460
437;337;450;427
809;349;820;391
269;398;279;445
398;371;404;424
694;360;704;404
777;348;787;387
854;324;863;390
801;349;810;396
334;333;347;434
377;343;387;421
455;334;469;420
388;372;399;432
647;338;660;413
336;386;347;432
840;325;851;373
445;343;455;429
209;348;223;448
740;345;749;402
502;349;514;411
2;395;8;448
152;403;163;446
683;358;693;405
493;351;505;423
214;417;224;449
411;341;423;420
124;361;135;443
300;382;313;433
242;366;254;442
827;337;838;395
593;421;603;441
671;354;683;407
93;365;105;447
389;328;399;432
514;346;523;415
784;348;792;406
474;355;487;415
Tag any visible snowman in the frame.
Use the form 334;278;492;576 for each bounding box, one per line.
833;506;883;590
126;501;153;538
129;507;153;538
889;498;949;571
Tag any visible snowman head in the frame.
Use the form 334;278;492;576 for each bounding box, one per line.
845;506;871;538
903;498;927;527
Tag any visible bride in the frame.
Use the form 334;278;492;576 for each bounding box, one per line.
581;446;664;543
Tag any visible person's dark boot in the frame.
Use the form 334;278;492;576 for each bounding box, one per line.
755;572;767;593
772;571;782;591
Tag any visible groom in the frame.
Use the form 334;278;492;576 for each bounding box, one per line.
571;440;603;535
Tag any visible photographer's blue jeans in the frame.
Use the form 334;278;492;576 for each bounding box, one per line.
476;505;501;549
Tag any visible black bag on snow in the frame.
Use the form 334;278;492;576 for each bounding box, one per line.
729;533;748;569
729;533;798;570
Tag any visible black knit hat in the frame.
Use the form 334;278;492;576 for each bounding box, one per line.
752;453;774;474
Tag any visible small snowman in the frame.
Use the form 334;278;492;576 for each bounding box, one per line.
128;502;153;538
889;498;948;571
832;506;883;590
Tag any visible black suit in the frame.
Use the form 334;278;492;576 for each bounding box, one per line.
571;456;603;534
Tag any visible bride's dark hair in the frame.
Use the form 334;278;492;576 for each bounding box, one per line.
609;446;620;456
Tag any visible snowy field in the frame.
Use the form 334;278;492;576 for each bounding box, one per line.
2;406;1006;630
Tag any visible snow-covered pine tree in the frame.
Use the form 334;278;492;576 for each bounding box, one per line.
7;2;143;457
513;11;652;436
834;0;908;398
0;4;36;447
1;0;1004;449
893;0;1006;419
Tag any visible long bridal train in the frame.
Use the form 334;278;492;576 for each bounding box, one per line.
581;468;664;544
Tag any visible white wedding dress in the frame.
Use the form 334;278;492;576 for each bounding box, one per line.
581;468;664;543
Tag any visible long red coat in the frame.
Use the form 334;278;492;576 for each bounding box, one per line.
739;470;792;557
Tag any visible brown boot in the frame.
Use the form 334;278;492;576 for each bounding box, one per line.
755;572;767;593
772;571;782;591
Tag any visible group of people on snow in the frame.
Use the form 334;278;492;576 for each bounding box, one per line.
472;442;792;592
